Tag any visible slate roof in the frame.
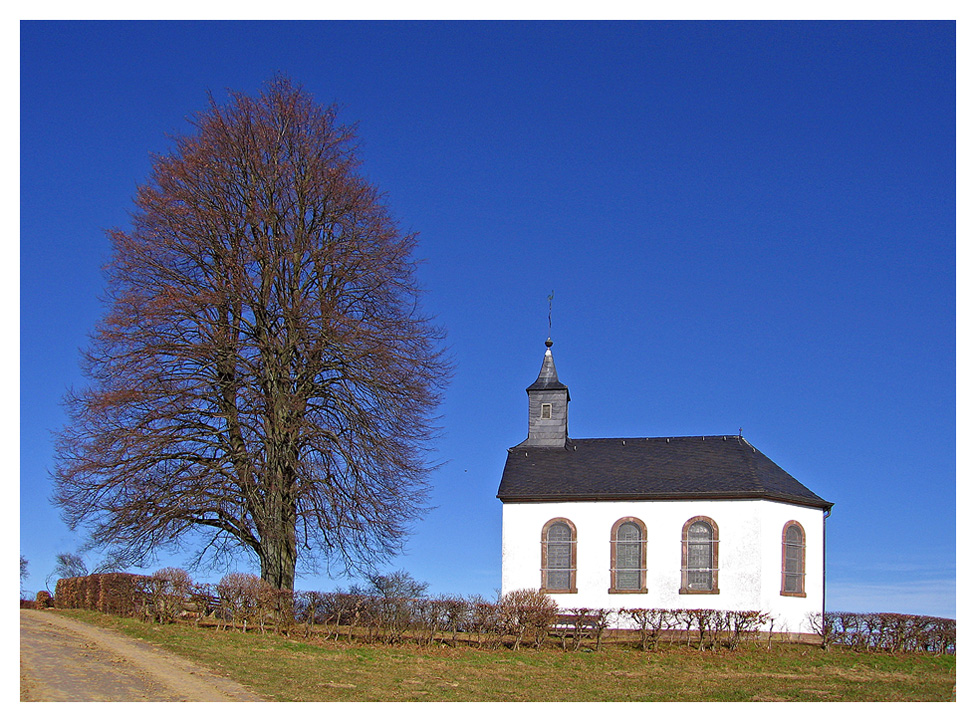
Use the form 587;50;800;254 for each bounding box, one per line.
497;435;832;510
525;346;569;395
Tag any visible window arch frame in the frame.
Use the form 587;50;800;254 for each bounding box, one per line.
541;517;577;593
609;516;648;594
781;520;807;597
680;515;720;594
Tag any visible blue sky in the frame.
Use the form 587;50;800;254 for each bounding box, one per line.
17;20;956;618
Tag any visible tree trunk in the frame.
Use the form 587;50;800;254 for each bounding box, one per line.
259;542;296;591
258;510;297;591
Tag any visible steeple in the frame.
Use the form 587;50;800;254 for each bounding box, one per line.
523;338;570;447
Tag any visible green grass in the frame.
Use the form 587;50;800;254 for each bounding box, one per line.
54;610;955;702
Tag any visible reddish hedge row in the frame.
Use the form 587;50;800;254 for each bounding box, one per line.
45;572;956;656
54;573;148;615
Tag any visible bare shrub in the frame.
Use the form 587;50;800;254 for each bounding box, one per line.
673;608;699;647
146;567;193;623
499;588;558;650
414;597;443;646
294;591;324;638
806;611;834;650
439;595;470;647
372;594;413;643
621;608;673;651
724;610;768;650
216;572;268;632
351;571;428;644
586;607;615;651
261;586;295;635
562;607;594;651
469;598;504;649
411;595;465;646
334;593;371;642
930;617;956;654
690;608;720;650
186;583;218;625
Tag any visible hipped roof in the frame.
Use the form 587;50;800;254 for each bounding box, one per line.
497;435;832;510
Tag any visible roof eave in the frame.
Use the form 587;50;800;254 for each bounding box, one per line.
497;491;832;510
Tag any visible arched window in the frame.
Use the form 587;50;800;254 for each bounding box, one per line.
680;516;719;594
610;517;647;593
541;518;577;593
781;521;806;597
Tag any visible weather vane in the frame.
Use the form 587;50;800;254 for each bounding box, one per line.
547;290;554;339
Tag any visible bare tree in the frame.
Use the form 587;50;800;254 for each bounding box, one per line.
52;552;89;579
45;551;89;591
350;569;428;643
53;76;449;591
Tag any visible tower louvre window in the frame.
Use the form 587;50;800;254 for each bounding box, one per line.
541;403;552;419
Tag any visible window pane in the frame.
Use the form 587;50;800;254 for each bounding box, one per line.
688;569;711;590
618;522;640;543
549;541;570;568
785;545;801;574
615;522;642;590
687;521;713;590
616;569;640;590
688;521;711;542
547;522;572;589
688;542;710;567
618;541;640;569
548;523;571;543
548;569;570;589
784;524;803;593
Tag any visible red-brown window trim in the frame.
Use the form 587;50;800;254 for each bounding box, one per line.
781;520;807;597
609;516;648;594
680;515;720;594
541;517;577;593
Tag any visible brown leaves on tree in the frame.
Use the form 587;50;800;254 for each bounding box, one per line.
53;76;450;590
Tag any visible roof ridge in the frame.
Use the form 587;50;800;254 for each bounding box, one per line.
573;434;746;442
732;438;768;491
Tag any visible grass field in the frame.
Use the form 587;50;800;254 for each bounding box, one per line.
57;610;955;702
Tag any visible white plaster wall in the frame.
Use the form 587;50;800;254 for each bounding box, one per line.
500;498;825;634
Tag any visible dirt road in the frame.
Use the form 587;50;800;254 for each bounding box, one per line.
20;609;265;702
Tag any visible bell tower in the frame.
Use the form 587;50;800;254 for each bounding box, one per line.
523;338;570;447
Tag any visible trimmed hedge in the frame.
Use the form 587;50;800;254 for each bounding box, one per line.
55;573;148;616
619;607;770;651
45;571;956;656
809;611;955;654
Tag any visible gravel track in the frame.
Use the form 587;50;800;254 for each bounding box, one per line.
20;609;265;702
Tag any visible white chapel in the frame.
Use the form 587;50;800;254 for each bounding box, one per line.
497;339;833;635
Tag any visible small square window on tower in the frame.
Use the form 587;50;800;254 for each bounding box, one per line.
541;403;552;419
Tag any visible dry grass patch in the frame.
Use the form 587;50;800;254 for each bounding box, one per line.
53;609;954;702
